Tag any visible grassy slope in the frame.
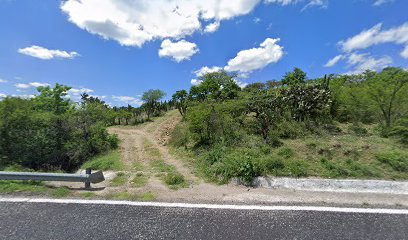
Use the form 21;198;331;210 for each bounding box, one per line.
170;122;408;181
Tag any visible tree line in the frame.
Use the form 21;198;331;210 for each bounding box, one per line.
0;85;171;172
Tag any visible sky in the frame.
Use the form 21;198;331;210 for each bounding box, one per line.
0;0;407;106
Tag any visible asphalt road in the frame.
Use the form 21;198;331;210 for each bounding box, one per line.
0;201;407;240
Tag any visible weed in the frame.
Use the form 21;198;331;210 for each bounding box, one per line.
375;151;408;172
0;180;46;193
131;173;148;187
111;172;128;186
80;192;96;198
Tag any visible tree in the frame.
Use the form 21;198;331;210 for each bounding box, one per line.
282;67;307;86
189;71;240;102
365;67;408;128
142;89;166;119
172;90;188;117
34;83;71;114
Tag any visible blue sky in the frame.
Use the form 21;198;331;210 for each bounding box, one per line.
0;0;407;106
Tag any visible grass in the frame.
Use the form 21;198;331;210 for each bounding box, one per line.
143;139;161;159
80;192;97;198
0;180;47;193
171;121;408;182
51;187;71;198
81;150;124;171
110;172;128;186
150;159;176;173
131;173;148;188
132;161;144;171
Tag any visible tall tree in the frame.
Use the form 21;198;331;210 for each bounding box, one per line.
282;67;307;86
366;67;408;128
142;89;165;119
172;90;188;117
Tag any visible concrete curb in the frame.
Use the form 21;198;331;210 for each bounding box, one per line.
232;177;408;195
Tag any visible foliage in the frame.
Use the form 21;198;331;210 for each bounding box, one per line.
0;84;118;172
141;89;166;119
282;67;307;86
390;117;408;145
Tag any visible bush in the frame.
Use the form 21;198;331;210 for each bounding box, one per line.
262;157;285;174
168;122;189;148
164;172;185;186
390;118;408;145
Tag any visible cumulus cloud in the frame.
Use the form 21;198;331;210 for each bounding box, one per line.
61;0;261;47
324;54;345;67
0;78;7;83
0;93;6;98
159;39;199;62
204;21;220;33
190;79;202;85
224;38;284;73
112;95;143;106
339;22;408;58
15;82;50;89
18;45;79;60
194;66;223;77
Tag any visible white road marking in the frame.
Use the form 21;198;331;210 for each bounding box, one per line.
1;197;408;215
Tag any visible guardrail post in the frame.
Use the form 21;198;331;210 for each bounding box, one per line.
85;168;91;189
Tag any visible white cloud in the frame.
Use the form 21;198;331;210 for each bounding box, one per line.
373;0;394;6
346;52;392;74
0;93;6;98
324;54;345;67
265;0;300;6
194;66;223;77
61;0;261;47
224;38;284;73
15;82;50;89
68;88;94;95
18;45;79;60
339;22;408;58
0;78;7;83
191;79;202;85
112;95;143;106
159;39;199;62
204;21;220;33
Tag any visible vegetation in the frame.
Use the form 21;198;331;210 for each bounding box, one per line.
81;150;123;171
169;67;408;183
0;84;119;172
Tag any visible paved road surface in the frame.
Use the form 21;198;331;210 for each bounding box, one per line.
0;200;407;240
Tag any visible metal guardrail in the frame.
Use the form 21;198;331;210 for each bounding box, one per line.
0;168;105;188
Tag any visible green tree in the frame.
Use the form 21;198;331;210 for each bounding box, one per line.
34;83;71;115
365;67;408;128
282;67;307;86
189;71;240;102
142;89;166;119
172;90;188;117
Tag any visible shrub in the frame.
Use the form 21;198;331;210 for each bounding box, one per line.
262;157;285;174
390;118;408;145
164;172;185;186
168;122;189;148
